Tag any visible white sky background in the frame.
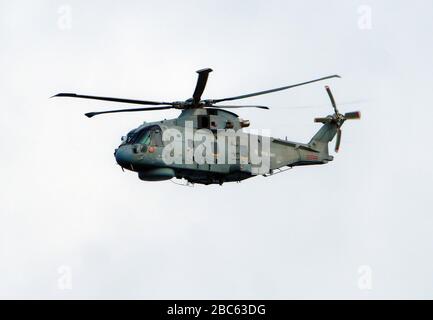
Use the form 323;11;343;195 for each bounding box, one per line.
1;0;432;299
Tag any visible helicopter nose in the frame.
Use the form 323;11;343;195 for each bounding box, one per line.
115;146;134;169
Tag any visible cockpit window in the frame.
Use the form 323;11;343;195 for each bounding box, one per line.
125;130;137;144
126;125;163;146
136;129;152;145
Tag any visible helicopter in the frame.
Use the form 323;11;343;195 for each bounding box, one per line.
53;68;360;185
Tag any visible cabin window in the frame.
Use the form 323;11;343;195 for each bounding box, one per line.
197;115;210;129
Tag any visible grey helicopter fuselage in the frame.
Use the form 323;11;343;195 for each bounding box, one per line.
54;68;360;185
114;108;336;185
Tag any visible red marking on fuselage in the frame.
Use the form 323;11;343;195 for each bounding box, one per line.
306;154;319;161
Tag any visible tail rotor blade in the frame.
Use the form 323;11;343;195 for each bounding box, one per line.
344;111;361;120
314;117;330;123
335;128;342;152
325;86;339;114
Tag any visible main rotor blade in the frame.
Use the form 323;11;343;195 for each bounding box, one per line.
85;106;175;118
210;105;269;110
335;128;342;152
193;68;213;105
325;86;339;114
210;75;341;103
53;93;175;106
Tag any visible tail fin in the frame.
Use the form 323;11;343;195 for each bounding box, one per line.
308;121;338;155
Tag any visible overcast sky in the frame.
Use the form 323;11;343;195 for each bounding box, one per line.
1;0;433;299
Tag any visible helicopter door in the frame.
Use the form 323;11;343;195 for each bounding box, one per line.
150;127;163;147
209;134;230;173
146;126;164;157
194;129;212;172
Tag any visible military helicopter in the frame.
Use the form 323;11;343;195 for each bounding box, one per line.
53;68;360;185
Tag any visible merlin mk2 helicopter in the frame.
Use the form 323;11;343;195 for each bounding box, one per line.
53;68;360;185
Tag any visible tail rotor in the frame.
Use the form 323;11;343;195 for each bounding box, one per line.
314;86;361;152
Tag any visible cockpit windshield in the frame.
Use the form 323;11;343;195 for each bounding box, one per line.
124;125;163;146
